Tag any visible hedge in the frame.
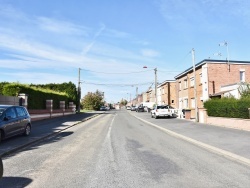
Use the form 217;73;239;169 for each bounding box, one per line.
2;83;71;109
203;98;250;119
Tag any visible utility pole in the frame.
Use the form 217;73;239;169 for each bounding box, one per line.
136;87;138;105
154;68;158;105
77;68;81;113
192;49;198;122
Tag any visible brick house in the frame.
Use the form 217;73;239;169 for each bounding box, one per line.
158;80;176;107
175;59;250;118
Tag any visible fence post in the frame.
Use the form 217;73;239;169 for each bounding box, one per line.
46;100;53;118
60;101;65;116
18;93;28;108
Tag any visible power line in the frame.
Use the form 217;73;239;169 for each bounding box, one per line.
80;68;154;74
81;81;154;87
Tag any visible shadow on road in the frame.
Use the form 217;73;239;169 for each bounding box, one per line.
4;131;74;159
0;176;32;187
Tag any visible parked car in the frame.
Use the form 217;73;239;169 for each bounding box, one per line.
100;106;106;111
126;106;131;110
0;105;32;142
131;106;136;111
0;157;2;179
136;104;145;112
151;105;176;119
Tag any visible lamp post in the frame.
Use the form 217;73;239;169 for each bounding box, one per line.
191;49;198;122
143;66;158;105
77;68;81;113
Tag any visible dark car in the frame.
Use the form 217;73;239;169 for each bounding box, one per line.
136;104;144;112
0;105;31;142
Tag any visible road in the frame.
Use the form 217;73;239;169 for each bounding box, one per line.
0;109;250;187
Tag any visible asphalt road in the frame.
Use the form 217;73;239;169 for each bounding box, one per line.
0;109;250;187
0;112;102;156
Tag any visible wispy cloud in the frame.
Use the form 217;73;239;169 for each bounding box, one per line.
156;0;250;30
37;17;90;36
81;24;106;55
140;49;160;58
0;4;26;20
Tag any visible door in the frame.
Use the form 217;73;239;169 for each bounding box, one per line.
3;107;20;137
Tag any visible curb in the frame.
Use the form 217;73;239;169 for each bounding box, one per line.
133;114;250;167
1;113;101;158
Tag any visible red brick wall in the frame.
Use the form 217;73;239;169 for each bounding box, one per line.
207;63;250;95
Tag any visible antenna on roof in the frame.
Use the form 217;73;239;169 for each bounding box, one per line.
219;41;230;71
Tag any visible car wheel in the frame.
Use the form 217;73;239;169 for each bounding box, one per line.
23;125;31;136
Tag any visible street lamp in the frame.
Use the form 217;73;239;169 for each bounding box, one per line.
191;49;198;122
77;68;81;113
143;66;158;105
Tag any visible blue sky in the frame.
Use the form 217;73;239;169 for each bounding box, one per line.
1;0;250;103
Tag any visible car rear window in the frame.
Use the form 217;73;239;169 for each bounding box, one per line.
157;106;167;109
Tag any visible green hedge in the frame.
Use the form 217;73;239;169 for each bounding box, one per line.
204;98;250;119
2;83;70;109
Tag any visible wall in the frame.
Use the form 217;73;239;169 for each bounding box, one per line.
0;95;20;105
198;108;250;131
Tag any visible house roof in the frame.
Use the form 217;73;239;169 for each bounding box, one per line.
174;59;250;79
209;89;235;97
158;80;175;87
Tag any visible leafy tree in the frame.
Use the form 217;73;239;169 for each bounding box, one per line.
0;82;9;95
120;98;127;106
238;82;250;99
81;90;104;110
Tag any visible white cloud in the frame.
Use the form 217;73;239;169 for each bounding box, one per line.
141;49;160;58
37;17;90;36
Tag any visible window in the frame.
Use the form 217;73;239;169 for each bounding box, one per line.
184;98;188;108
240;71;245;82
200;73;202;84
179;81;181;90
5;107;17;119
162;88;165;94
191;98;195;108
190;77;194;87
179;98;183;108
184;79;188;89
171;100;174;104
16;107;26;117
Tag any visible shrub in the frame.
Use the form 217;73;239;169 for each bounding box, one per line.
2;83;70;109
204;98;250;119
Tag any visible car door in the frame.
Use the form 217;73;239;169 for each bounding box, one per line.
15;106;29;133
3;107;20;137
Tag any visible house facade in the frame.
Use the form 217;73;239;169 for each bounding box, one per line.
158;80;176;107
175;59;250;118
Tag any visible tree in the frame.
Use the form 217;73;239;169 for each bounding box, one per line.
81;90;104;110
238;82;250;99
120;98;127;106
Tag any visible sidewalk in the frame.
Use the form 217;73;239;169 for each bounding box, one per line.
131;111;250;163
0;112;103;157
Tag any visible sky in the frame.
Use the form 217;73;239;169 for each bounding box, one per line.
1;0;250;103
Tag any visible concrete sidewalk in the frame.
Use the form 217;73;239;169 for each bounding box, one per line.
131;111;250;164
0;112;103;157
